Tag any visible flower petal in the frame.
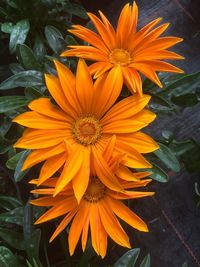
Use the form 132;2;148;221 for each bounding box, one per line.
98;198;130;248
72;146;90;203
101;94;151;125
13;111;71;130
76;59;94;113
93;65;123;118
68;201;90;256
108;197;148;232
28;98;72;122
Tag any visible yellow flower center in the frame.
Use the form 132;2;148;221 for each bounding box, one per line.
84;178;106;202
109;49;131;65
72;116;101;146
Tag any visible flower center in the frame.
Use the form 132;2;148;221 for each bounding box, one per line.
109;49;131;65
84;178;106;202
72;116;101;146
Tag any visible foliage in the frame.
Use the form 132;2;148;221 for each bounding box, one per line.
0;0;200;266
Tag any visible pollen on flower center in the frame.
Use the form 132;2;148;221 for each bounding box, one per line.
72;116;101;146
84;178;106;202
109;49;131;66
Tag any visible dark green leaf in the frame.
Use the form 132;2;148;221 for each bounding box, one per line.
0;207;24;226
0;96;29;113
0;195;22;211
150;93;173;111
23;204;42;266
45;25;66;54
1;22;13;33
154;143;181;172
9;20;30;54
160;72;200;97
65;35;78;45
9;63;24;74
0;246;20;267
33;36;46;62
6;151;26;170
169;139;196;156
25;87;44;101
114;248;140;267
139;254;151;267
0;70;43;89
0;228;25;250
17;44;41;70
145;163;169;183
67;2;87;19
14;150;30;182
171;93;199;107
0;116;12;137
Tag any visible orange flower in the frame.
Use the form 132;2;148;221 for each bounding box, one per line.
13;60;158;202
62;2;184;95
30;171;154;258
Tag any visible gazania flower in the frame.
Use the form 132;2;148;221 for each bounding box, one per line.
13;59;158;202
62;2;184;95
30;171;154;258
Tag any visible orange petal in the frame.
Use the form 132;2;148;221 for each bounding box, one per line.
50;209;77;242
53;60;82;114
93;65;123;118
54;146;84;196
13;111;71;130
22;143;65;170
35;197;77;224
87;12;115;50
101;94;151;125
38;153;66;185
76;59;94;113
92;147;123;192
68;201;90;255
28;98;72;122
45;74;77;118
72;146;90;203
116;132;159;154
108;197;148;232
14;129;71;149
98;198;130;248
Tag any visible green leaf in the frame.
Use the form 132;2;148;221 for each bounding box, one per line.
33;36;46;62
0;96;29;113
1;22;13;33
145;163;169;183
0;207;24;226
10;63;24;74
23;204;42;266
114;248;140;267
139;254;151;267
65;35;78;45
149;93;173;112
14;150;30;182
160;72;200;97
171;93;199;107
25;87;44;101
0;116;12;137
6;151;26;170
169;139;196;156
0;70;43;89
9;20;30;54
0;195;22;211
45;25;66;54
17;44;41;70
0;246;20;267
67;2;87;19
0;228;25;250
154;143;181;172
